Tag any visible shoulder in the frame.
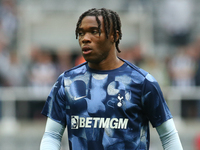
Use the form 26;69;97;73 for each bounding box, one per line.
124;60;148;76
62;62;88;77
122;59;159;87
54;62;87;88
123;59;150;81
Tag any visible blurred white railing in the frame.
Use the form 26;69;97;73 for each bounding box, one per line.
0;86;51;134
0;86;200;134
162;86;200;120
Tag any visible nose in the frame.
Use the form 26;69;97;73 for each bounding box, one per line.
81;33;91;44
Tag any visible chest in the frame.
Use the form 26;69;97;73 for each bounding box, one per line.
64;73;143;117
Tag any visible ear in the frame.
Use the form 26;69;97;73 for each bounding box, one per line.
111;34;114;43
111;30;119;43
116;30;120;42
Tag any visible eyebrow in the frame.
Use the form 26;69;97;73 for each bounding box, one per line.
78;27;99;31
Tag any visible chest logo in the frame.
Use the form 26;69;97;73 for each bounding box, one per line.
117;94;123;107
74;95;86;100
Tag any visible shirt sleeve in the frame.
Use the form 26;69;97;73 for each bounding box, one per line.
40;118;66;150
41;74;67;126
141;74;172;127
156;118;183;150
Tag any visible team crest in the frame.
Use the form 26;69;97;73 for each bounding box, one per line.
117;93;123;107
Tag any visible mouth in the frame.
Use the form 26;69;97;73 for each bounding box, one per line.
82;46;92;55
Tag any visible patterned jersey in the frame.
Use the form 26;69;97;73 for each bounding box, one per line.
42;59;172;150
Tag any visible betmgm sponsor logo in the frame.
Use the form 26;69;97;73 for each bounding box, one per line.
71;116;129;129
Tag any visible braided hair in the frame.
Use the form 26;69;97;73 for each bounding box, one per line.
75;8;122;53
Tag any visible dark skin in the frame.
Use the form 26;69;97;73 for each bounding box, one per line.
78;16;124;70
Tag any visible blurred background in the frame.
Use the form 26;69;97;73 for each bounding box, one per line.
0;0;200;149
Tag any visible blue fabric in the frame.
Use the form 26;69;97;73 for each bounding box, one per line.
42;59;172;150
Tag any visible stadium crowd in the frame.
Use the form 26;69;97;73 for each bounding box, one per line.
1;0;200;149
0;0;200;119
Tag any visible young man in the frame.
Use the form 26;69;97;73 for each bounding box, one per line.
40;8;183;150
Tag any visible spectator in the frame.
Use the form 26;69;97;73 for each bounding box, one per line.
0;24;10;86
74;54;86;66
168;45;197;118
192;37;200;118
140;56;170;87
195;133;200;150
0;0;18;49
56;48;73;75
159;0;194;46
27;47;57;90
193;38;200;86
168;46;195;88
5;51;26;86
118;44;143;66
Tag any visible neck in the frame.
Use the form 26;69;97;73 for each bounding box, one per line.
88;57;124;71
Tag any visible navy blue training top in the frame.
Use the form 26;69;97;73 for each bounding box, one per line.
42;59;172;150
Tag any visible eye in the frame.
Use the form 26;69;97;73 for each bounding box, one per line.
78;32;84;36
91;30;98;35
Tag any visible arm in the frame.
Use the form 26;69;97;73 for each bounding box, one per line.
156;118;183;150
40;118;66;150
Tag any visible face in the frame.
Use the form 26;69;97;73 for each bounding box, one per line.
78;16;115;65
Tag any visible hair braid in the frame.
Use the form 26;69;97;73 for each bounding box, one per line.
115;11;122;40
101;8;110;39
94;12;101;36
110;10;122;53
75;11;89;39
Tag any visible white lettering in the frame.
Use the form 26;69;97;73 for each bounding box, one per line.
79;117;85;127
71;116;129;129
85;117;92;128
118;118;129;129
110;118;118;129
93;117;100;128
99;118;110;128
